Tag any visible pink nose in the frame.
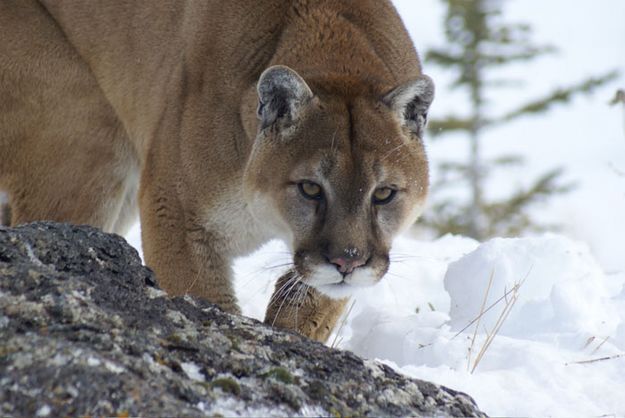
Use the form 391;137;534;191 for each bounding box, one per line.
330;257;366;274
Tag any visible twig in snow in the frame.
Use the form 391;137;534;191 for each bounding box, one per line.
591;336;610;355
566;354;625;366
581;336;596;350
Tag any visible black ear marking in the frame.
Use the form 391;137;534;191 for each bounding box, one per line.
257;65;313;130
384;75;435;138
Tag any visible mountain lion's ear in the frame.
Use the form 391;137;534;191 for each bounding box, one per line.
384;75;434;139
257;65;313;130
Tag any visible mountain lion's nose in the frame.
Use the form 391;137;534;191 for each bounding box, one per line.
330;256;366;275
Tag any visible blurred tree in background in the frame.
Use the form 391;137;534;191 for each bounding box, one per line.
423;0;619;240
609;89;625;138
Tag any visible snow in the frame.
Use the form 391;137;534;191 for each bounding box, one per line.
181;362;205;382
35;405;51;417
196;396;323;418
445;236;620;340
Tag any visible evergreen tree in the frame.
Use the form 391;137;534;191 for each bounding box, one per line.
424;0;618;240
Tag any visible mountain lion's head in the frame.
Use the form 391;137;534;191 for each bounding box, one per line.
243;66;433;299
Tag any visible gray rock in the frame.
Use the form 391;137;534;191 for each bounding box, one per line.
0;222;486;417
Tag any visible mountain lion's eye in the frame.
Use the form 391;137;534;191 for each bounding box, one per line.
373;187;396;205
298;182;323;200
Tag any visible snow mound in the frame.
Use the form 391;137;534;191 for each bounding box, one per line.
445;235;621;345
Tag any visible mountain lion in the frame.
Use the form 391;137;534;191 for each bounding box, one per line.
0;0;433;342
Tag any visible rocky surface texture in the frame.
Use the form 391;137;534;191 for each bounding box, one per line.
0;222;486;417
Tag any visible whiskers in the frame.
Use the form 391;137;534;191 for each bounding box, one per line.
235;255;294;310
237;260;293;288
389;252;444;263
384;252;429;284
384;270;409;280
268;270;309;328
386;249;452;282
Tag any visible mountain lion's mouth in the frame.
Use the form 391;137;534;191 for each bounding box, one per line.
315;281;359;299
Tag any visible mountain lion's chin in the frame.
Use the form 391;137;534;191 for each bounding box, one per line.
302;265;379;300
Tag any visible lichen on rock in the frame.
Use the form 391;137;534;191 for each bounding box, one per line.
0;222;486;417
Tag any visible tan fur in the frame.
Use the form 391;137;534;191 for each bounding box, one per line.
0;0;432;342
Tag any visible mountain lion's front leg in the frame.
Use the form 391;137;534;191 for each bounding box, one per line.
139;176;240;314
265;271;348;343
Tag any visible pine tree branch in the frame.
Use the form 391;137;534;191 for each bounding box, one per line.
496;70;620;123
423;168;575;238
481;168;575;236
438;161;471;173
609;89;625;106
426;49;464;66
479;47;555;66
427;116;477;136
490;155;525;167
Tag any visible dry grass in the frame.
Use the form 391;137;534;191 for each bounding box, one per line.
330;299;356;349
460;267;531;373
466;270;494;372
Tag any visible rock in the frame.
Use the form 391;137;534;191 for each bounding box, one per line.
0;222;486;417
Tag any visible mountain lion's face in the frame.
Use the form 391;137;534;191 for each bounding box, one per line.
244;66;432;299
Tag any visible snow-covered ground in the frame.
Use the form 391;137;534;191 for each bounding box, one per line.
233;235;625;416
125;1;625;415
